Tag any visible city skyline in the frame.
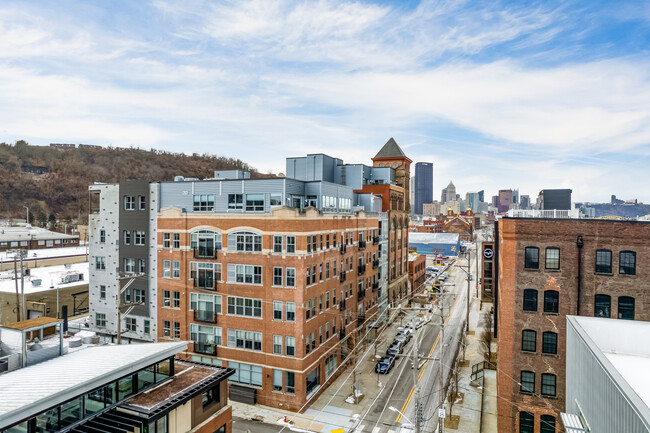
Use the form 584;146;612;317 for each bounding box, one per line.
1;1;649;202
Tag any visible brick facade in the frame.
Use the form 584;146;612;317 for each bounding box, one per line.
496;218;650;433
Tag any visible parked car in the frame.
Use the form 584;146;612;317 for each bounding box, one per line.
375;355;396;374
395;332;411;345
386;343;404;357
438;273;448;281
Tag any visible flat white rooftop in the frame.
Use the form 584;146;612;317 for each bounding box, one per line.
0;262;89;294
0;246;87;263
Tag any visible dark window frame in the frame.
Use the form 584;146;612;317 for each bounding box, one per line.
543;290;559;314
541;373;556;397
524;247;539;269
519;412;534;433
520;371;535;394
619;251;636;275
545;247;560;270
521;330;537;352
594;294;611;318
618;296;635;320
595;249;612;274
540;415;556;433
523;289;538;312
542;332;557;354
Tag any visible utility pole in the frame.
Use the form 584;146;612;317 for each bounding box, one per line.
438;304;446;433
19;252;25;321
412;320;421;433
466;247;470;333
13;254;20;322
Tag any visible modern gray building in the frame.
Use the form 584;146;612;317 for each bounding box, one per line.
564;316;650;433
414;162;433;215
539;189;572;210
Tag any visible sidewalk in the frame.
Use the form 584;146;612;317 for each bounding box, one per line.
447;297;497;433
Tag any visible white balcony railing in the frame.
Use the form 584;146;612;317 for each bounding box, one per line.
506;209;582;219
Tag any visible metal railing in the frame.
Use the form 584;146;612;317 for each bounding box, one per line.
358;240;366;250
193;341;218;356
193;247;217;259
357;264;366;276
193;278;217;291
506;209;581;219
193;310;217;324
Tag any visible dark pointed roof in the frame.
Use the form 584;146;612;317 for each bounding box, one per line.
374;137;406;159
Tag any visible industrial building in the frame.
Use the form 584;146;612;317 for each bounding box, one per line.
564;316;650;433
408;232;460;256
0;227;79;253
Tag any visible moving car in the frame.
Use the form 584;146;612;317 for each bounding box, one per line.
375;355;396;374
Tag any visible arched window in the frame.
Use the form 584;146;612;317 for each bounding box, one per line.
524;246;539;269
619;251;636;275
594;294;611;318
519;412;534;433
523;289;538;311
540;415;556;433
618;296;635;320
521;330;536;352
542;332;557;354
543;290;559;314
227;231;262;252
190;230;222;258
595;249;612;273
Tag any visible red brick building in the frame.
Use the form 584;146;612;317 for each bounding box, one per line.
157;207;380;411
495;217;650;433
408;254;426;295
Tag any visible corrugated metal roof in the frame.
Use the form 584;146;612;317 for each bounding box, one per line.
0;342;187;428
560;412;588;432
408;232;460;244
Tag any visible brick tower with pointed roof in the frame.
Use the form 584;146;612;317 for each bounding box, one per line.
372;137;413;212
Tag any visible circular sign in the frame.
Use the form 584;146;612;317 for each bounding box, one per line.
483;248;494;259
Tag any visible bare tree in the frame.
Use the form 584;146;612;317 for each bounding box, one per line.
447;356;461;417
480;310;494;364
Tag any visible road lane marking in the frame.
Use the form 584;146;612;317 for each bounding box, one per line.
372;427;381;433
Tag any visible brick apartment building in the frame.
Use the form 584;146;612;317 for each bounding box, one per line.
495;217;650;433
408;254;426;296
89;140;410;410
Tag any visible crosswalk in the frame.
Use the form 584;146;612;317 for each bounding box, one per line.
352;424;402;433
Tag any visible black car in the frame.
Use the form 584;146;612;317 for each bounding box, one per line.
386;343;404;357
375;355;396;374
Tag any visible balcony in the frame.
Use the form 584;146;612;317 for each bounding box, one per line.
339;299;346;311
358;240;366;250
193;247;217;259
357;314;366;326
372;282;379;292
193;341;218;356
339;244;347;255
193;278;217;291
193;309;217;324
340;272;346;283
372;259;379;269
357;264;366;276
358;289;366;301
373;236;379;245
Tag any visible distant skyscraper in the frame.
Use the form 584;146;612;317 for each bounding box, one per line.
414;162;433;214
498;189;513;213
478;190;485;203
512;189;519;205
441;180;456;204
466;192;480;212
520;195;530;209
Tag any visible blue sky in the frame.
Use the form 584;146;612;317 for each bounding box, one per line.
1;0;650;202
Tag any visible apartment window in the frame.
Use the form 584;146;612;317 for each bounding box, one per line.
95;256;106;270
172;291;180;308
595;249;612;273
138;259;145;274
286;236;296;253
519;412;534;433
594;294;611;318
99;285;106;299
306;299;311;320
541;373;556;397
270;193;282;206
172;260;180;279
163;260;171;278
273;336;282;355
246;193;264;211
545;247;560;270
124;195;135;210
319;327;323;343
521;330;536;352
163;320;171;337
144;320;150;334
99;229;105;243
126;318;137;332
523;289;538;311
306;267;311;286
305;334;311;354
228;362;262;386
227;296;263;318
307;235;312;253
139;195;146;210
312;236;317;252
326;262;330;279
190;293;222;315
286;302;295;322
273;301;283;320
319;295;323;311
286;371;295;393
273;267;283;286
193;194;215;212
173;233;180;249
273;369;283;392
619;296;635;320
286;268;295;288
235;232;262;252
326;322;330;338
173;322;181;339
332;289;336;305
540;415;556;433
124;258;135;273
326;234;330;248
520;371;535;394
133;289;145;303
228;194;243;210
619;251;636;275
286;337;295;356
228;264;262;285
273;236;283;253
320;234;323;250
163;233;171;248
524;247;539;269
542;332;557;354
228;329;262;351
134;231;146;246
326;292;330;309
543;290;559;314
163;290;170;307
312;265;316;284
96;313;107;327
333;260;337;276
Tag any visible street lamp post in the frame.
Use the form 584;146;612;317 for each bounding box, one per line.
389;406;416;429
24;205;29;225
